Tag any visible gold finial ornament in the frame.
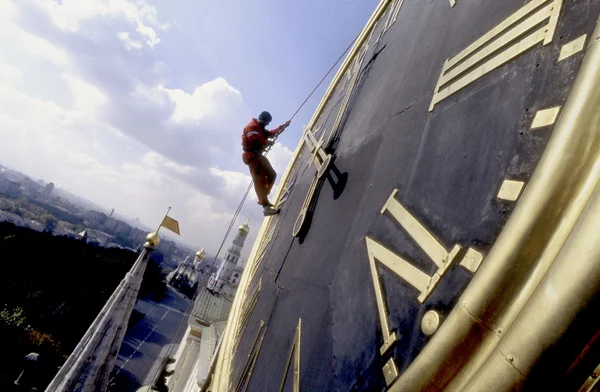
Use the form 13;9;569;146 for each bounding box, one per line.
239;219;250;233
144;232;160;248
196;248;206;260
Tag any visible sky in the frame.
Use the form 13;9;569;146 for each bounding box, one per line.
0;0;379;256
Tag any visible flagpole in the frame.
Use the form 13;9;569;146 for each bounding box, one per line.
156;206;171;234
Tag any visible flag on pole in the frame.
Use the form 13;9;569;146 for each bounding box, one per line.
161;215;180;235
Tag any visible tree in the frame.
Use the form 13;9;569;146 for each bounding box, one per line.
40;214;58;232
0;222;168;389
139;257;167;301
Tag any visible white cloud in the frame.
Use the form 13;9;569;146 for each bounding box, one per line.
136;18;160;47
0;0;17;22
117;31;144;50
141;151;194;175
63;73;107;112
33;0;154;30
0;84;70;129
166;78;246;124
0;63;22;83
0;0;292;253
30;0;160;49
268;142;294;174
0;21;71;67
210;167;253;199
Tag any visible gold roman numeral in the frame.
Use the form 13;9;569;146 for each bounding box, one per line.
366;189;461;356
277;176;296;207
303;128;332;179
382;0;404;33
293;174;320;237
247;224;277;286
278;319;302;392
234;278;261;356
234;320;267;392
430;0;562;111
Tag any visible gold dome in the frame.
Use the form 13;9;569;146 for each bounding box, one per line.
239;219;250;234
196;248;206;260
144;232;160;248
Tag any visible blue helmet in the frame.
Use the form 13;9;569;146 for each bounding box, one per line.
258;111;272;123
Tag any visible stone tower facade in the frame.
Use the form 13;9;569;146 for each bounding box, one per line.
207;220;249;299
45;232;160;392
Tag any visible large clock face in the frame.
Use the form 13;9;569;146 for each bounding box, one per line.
222;1;600;391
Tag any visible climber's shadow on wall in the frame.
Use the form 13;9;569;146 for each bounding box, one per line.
296;157;348;244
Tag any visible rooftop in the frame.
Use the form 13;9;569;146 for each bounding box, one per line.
188;272;232;326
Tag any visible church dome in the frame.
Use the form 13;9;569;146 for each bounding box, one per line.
238;219;250;234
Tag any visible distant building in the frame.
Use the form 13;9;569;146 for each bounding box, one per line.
74;228;114;246
207;220;249;300
158;239;177;258
168;249;206;296
159;225;250;391
52;221;77;237
76;229;89;241
53;197;80;214
164;260;233;391
0;178;22;197
3;169;25;183
84;210;108;226
44;182;55;196
21;177;44;196
104;217;132;237
129;227;147;245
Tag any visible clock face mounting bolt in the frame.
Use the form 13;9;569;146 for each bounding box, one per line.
421;310;441;336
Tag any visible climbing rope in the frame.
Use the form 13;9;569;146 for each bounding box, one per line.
145;29;362;389
289;33;360;122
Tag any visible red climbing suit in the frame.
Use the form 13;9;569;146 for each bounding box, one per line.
242;118;286;206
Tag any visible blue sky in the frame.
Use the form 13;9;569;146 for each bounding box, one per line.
153;0;378;150
0;0;378;253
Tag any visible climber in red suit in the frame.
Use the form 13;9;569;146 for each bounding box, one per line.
242;111;290;216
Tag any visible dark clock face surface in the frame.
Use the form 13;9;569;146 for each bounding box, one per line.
229;1;600;391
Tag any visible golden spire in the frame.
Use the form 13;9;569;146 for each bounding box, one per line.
238;219;250;234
